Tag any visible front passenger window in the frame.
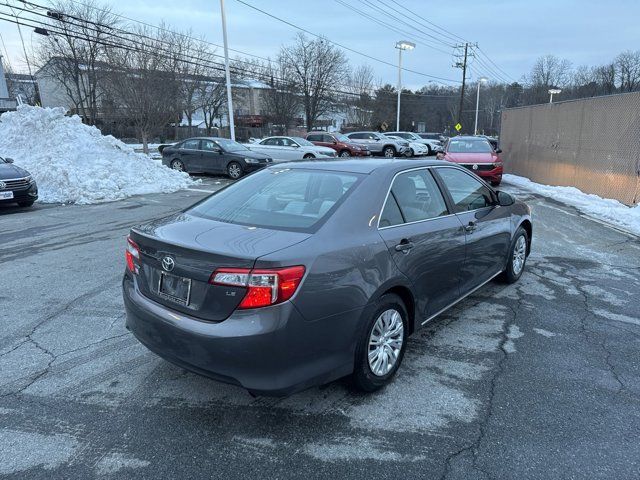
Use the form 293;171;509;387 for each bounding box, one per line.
436;168;494;211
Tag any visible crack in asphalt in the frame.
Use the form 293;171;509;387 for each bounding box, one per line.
1;275;122;398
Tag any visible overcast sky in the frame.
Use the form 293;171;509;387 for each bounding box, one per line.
1;0;638;89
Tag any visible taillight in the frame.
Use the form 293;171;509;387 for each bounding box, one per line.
126;236;140;274
210;266;305;309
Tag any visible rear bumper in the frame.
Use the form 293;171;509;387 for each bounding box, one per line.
123;275;358;396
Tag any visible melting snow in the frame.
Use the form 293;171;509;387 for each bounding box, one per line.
0;106;195;204
503;174;640;236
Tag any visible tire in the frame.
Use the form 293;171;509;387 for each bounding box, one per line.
303;153;315;159
339;150;351;157
170;159;185;172
491;180;501;187
18;201;34;208
409;148;415;157
227;161;243;179
383;146;396;158
426;145;432;156
352;293;408;392
499;227;528;284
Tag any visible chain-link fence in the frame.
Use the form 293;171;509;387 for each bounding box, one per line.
500;91;640;205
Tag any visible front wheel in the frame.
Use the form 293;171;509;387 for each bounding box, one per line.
352;293;408;392
339;150;351;157
426;145;432;156
500;227;528;284
227;161;243;179
303;153;315;159
383;146;396;158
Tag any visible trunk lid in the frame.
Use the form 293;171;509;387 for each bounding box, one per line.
130;212;310;321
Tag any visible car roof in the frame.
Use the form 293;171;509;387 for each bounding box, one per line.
451;136;490;141
267;158;449;174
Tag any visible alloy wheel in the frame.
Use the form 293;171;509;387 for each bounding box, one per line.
384;147;395;158
340;151;351;157
368;309;404;377
512;235;527;275
228;163;242;179
171;160;184;172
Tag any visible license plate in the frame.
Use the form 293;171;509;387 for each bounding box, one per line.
0;191;13;200
158;272;191;305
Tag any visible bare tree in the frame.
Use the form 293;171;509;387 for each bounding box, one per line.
199;78;227;136
529;54;572;88
260;58;300;134
615;50;640;92
279;34;349;130
343;64;374;128
33;0;119;124
104;25;181;153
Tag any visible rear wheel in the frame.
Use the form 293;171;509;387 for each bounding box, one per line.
352;293;408;392
339;150;351;157
500;227;528;284
170;159;185;172
426;145;432;156
227;161;243;179
383;146;396;158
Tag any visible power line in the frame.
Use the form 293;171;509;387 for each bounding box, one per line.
233;0;461;84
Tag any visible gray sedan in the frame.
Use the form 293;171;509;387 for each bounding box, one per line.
123;159;532;396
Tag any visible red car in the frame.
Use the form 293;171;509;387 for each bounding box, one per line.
306;132;371;157
437;136;503;186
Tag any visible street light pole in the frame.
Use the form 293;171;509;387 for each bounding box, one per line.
220;0;235;141
474;77;488;135
548;88;562;104
395;40;415;132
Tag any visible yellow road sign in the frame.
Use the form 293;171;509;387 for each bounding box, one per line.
455;123;462;132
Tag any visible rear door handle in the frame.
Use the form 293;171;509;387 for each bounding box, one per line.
395;239;414;253
464;221;477;233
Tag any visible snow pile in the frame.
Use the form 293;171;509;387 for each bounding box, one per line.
0;106;195;204
504;174;640;236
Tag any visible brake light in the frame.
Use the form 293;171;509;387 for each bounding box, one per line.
210;266;306;309
125;236;140;274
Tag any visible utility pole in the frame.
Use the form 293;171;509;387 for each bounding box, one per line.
220;0;235;141
455;43;469;128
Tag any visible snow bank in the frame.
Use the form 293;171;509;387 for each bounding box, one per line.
503;174;640;236
0;106;195;204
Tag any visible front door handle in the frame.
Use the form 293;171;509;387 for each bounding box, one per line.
395;239;414;253
464;221;477;233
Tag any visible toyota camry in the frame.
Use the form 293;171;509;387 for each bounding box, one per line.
123;159;531;396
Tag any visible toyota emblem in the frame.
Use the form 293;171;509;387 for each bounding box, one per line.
161;256;175;272
0;181;5;189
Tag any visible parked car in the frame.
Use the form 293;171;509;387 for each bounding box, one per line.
246;136;337;161
388;131;442;155
123;158;531;396
306;132;371;157
345;131;409;158
0;156;38;207
384;135;428;157
437;136;503;186
418;132;448;144
162;137;272;179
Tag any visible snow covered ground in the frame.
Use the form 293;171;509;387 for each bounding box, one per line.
504;174;640;236
0;106;195;204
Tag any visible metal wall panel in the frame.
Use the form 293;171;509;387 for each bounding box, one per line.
500;92;640;205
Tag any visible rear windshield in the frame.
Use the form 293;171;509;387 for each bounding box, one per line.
188;168;362;232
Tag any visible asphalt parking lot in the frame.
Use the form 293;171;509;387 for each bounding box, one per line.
1;175;639;479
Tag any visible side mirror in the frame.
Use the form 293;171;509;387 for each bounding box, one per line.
5;157;14;163
332;140;337;145
495;148;502;154
496;190;514;206
292;144;300;148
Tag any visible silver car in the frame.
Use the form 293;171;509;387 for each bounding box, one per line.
247;136;337;162
388;131;442;155
346;131;409;158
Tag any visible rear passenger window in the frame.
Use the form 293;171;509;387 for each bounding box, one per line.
379;169;448;227
182;139;200;150
307;134;321;142
436;168;494;211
